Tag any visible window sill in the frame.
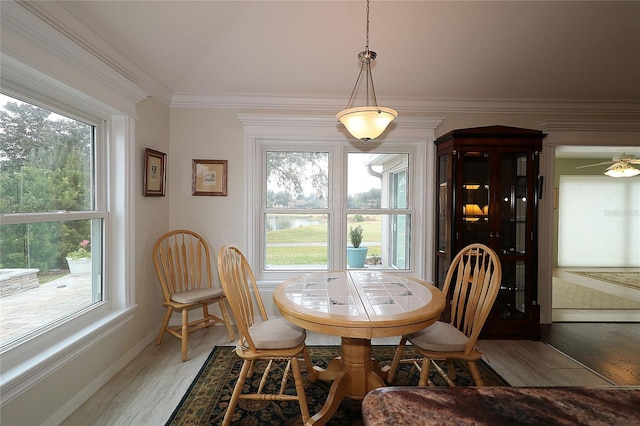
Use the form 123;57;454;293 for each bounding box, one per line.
0;304;137;404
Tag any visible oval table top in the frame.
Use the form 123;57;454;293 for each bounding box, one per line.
273;270;446;340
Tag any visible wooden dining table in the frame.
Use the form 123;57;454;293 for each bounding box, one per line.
273;270;446;426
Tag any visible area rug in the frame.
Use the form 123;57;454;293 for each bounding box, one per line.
166;345;509;426
569;271;640;291
553;278;640;309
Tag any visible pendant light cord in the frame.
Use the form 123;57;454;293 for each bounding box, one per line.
365;0;370;53
344;0;378;109
336;0;398;142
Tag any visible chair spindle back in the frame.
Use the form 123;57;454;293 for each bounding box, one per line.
153;230;212;302
217;244;268;352
442;243;502;354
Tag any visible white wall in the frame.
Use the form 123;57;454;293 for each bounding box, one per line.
168;109;246;257
134;98;172;329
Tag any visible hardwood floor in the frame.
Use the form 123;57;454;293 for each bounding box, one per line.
542;323;640;386
60;324;621;426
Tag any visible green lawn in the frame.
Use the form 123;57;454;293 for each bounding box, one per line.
266;219;381;243
267;224;328;243
266;246;327;265
266;218;382;265
266;245;382;265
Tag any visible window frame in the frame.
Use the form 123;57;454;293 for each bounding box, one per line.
250;136;424;283
388;166;410;268
0;67;135;403
262;143;335;271
346;152;413;270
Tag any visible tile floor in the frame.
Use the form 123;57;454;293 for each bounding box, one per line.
58;324;618;426
2;270;637;424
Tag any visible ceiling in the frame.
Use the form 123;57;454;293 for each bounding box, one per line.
52;1;640;159
58;1;640;102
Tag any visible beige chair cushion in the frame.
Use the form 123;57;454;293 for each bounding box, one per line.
249;318;306;350
408;321;469;352
171;287;224;304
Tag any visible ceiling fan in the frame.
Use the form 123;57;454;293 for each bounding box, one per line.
576;154;640;177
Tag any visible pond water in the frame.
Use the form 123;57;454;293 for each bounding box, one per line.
266;216;324;232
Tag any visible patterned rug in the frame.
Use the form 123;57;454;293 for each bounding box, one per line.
166;345;509;426
553;278;640;309
569;271;640;291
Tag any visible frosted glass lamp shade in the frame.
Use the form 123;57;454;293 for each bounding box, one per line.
604;164;640;178
337;106;397;141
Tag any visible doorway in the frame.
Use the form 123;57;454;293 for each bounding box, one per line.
550;145;640;322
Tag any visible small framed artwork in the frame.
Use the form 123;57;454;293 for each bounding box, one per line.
144;148;166;196
192;159;228;196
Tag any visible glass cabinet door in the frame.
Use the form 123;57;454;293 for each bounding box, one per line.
497;152;530;320
499;153;529;255
436;153;450;288
461;152;490;247
437;154;449;253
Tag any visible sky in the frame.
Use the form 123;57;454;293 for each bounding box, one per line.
348;153;381;195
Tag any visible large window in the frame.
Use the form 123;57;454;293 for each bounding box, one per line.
347;153;411;270
258;141;416;278
558;175;640;267
0;94;105;347
264;151;330;270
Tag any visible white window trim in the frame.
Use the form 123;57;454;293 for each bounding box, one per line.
260;142;338;273
237;114;443;291
0;7;139;403
346;151;413;270
0;101;137;406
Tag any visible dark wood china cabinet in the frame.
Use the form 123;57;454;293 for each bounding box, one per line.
434;126;545;339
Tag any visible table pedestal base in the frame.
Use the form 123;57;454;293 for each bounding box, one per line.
307;337;388;426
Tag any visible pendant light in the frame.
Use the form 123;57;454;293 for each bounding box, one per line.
337;0;397;144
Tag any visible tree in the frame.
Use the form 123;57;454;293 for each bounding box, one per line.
265;152;328;207
0;98;92;270
348;188;381;209
0;101;52;174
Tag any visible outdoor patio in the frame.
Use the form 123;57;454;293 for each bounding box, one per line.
0;273;92;346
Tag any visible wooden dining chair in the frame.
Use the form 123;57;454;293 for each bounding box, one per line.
386;243;502;386
153;230;234;362
217;244;316;426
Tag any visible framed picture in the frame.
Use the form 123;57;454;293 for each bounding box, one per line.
192;159;228;196
144;148;166;196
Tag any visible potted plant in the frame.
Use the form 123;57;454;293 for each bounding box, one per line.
347;225;368;268
66;239;91;275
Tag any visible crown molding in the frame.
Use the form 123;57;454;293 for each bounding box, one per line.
173;92;640;116
4;1;170;107
1;55;124;120
540;119;640;147
236;113;443;141
540;119;640;132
